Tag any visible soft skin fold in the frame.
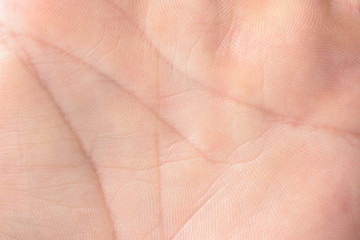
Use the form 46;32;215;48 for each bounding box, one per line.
0;1;360;239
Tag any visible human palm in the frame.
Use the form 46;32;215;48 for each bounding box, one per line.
0;0;359;239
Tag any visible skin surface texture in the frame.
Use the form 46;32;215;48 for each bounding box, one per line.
0;0;359;239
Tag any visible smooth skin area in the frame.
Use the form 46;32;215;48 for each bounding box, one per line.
0;0;359;239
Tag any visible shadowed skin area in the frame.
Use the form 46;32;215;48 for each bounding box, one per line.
0;0;359;239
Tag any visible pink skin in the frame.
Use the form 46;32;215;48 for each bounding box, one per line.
0;0;359;239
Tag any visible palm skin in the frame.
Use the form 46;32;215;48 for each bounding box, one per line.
0;0;360;239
